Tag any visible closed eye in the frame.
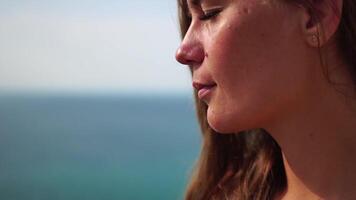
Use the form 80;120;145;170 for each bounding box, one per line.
199;9;222;21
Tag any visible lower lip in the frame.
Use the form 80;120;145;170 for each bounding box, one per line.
198;85;216;99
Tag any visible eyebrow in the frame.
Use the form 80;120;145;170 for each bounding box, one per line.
188;0;202;6
186;0;204;17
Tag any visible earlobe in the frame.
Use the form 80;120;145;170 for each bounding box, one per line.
306;27;322;48
300;0;343;48
309;32;321;48
299;4;321;47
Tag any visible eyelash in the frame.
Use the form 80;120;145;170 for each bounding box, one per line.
199;9;221;21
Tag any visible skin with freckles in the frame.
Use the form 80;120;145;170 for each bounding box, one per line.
177;0;322;133
176;0;356;199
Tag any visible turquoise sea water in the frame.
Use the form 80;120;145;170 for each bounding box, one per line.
0;93;200;200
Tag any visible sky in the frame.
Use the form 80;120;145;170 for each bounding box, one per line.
0;0;192;94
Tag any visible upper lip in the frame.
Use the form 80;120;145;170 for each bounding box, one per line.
192;81;217;91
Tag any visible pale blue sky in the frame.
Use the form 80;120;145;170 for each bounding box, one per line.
0;1;191;94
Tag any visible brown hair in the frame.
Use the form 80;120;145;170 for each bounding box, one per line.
177;0;356;199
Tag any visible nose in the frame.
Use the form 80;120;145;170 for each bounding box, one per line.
175;42;205;66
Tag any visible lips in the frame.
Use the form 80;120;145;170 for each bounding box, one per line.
192;82;217;99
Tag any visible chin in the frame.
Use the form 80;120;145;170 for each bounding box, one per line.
206;103;261;134
206;107;242;134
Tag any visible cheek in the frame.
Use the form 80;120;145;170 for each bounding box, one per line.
211;7;307;96
203;10;312;132
207;22;274;103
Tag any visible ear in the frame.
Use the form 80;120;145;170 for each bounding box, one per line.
300;0;343;47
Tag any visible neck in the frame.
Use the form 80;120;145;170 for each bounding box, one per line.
267;79;356;199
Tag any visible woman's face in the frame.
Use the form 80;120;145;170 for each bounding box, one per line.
176;0;318;133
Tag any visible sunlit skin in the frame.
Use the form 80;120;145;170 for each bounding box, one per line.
176;0;356;199
176;0;321;133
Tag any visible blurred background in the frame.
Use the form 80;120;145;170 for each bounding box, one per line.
0;1;200;199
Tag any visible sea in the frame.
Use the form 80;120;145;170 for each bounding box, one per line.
0;92;201;200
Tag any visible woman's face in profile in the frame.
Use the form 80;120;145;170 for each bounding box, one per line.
176;0;318;133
